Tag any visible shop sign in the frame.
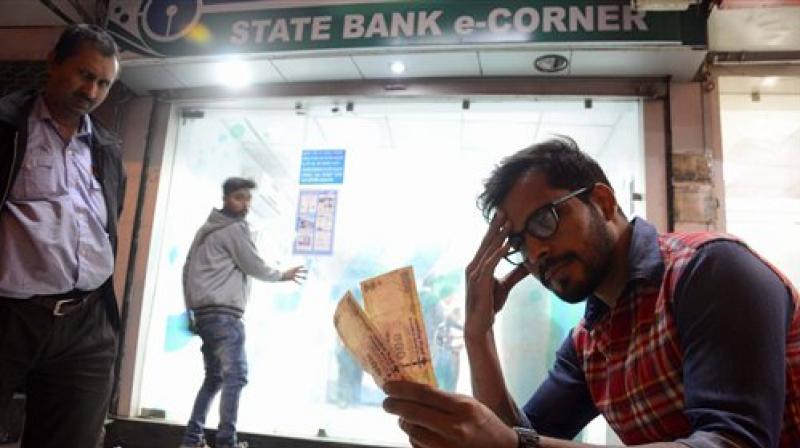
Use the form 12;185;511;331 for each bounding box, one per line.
107;0;706;57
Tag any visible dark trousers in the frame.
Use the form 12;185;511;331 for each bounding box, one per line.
0;293;118;448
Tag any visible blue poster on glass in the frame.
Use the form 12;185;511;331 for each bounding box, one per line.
299;149;346;185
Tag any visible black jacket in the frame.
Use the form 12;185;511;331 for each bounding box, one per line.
0;89;126;327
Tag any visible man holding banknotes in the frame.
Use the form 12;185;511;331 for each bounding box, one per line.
382;137;800;448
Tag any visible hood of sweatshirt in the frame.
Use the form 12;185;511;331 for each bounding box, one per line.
194;208;243;242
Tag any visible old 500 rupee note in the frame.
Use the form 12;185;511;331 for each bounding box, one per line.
333;266;437;388
333;291;407;386
362;266;437;387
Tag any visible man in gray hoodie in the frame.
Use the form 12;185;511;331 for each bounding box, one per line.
180;177;306;448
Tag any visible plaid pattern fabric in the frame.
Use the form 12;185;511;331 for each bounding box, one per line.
572;232;800;446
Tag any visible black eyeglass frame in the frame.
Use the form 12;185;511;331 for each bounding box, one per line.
503;186;591;266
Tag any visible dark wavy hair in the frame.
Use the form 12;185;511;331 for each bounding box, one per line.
222;177;257;196
52;24;119;64
477;136;611;221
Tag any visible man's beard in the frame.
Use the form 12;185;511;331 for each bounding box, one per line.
546;208;615;304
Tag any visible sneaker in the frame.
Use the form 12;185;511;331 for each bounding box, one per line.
217;443;248;448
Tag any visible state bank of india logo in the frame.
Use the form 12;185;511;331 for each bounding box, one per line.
107;0;206;56
141;0;203;43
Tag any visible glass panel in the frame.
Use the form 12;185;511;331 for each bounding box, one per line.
137;97;643;446
720;76;800;288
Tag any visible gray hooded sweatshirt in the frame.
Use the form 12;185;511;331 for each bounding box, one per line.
183;209;282;316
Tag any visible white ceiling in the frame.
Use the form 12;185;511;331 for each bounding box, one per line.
718;76;800;94
118;46;708;95
709;6;800;52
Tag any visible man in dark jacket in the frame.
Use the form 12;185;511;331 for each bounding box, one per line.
0;24;126;448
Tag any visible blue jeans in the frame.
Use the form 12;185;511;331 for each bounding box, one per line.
181;314;248;448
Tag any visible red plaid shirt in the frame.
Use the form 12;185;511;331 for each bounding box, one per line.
572;231;800;446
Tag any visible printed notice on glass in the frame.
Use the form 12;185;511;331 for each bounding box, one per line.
293;189;337;255
299;149;346;185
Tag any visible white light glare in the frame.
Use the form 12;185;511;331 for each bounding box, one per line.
761;77;779;88
390;61;406;75
216;59;252;89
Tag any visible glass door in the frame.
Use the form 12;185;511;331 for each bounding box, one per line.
136;97;644;446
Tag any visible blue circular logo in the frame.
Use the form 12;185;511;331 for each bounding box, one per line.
141;0;203;42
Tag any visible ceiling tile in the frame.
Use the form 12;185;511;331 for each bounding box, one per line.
718;76;800;95
709;6;800;52
165;59;285;89
479;50;572;76
119;64;184;94
570;48;707;81
352;52;481;79
271;56;362;82
116;46;709;92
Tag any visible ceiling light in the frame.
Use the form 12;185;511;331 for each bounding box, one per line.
533;54;569;73
761;76;779;87
390;61;406;75
215;58;252;89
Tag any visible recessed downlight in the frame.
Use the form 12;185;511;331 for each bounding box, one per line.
390;61;406;75
215;58;252;88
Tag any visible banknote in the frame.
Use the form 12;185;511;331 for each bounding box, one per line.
361;266;437;387
333;291;406;387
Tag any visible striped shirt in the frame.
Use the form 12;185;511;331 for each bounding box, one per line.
0;96;113;298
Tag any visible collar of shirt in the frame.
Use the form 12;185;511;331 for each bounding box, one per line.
33;95;93;143
583;217;665;327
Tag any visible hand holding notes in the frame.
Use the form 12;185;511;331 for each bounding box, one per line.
333;266;437;388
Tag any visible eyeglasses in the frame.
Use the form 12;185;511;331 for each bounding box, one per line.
503;187;591;266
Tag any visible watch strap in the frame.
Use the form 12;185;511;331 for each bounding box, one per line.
513;426;541;448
